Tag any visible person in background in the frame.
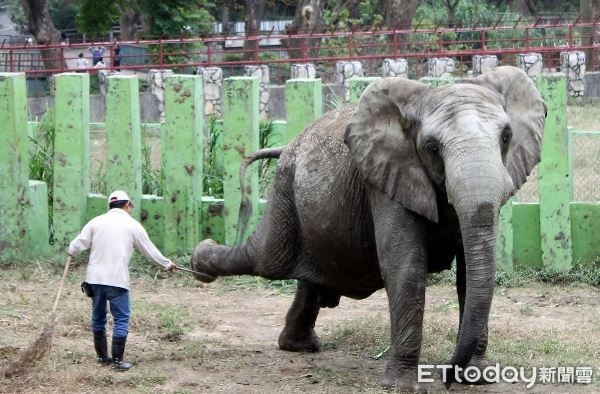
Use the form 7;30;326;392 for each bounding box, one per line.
113;45;122;71
94;57;106;69
68;190;177;371
89;45;106;66
76;53;88;72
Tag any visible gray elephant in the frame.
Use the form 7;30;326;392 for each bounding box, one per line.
191;66;546;390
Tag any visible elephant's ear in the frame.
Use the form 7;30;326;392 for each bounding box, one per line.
344;78;438;222
462;66;547;190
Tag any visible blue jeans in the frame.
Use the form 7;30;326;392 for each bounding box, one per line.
90;284;130;338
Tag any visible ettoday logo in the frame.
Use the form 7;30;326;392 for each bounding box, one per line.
418;364;595;388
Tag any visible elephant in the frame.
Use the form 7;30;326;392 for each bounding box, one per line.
191;66;546;390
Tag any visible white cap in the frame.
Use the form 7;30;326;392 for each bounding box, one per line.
108;190;131;204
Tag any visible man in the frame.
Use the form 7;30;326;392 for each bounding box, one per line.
68;190;177;371
89;45;106;66
75;53;88;72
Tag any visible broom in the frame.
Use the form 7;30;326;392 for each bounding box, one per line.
4;255;72;378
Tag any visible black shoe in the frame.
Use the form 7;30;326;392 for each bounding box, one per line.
111;336;132;371
93;330;112;365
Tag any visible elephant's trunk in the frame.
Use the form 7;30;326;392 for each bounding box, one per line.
449;210;497;368
444;151;513;373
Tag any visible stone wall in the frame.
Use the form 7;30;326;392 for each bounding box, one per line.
427;57;454;77
336;61;364;100
517;53;543;77
196;66;223;116
382;58;408;77
472;55;498;76
244;65;270;118
560;51;586;98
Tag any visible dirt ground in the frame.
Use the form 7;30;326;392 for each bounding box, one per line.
1;265;599;394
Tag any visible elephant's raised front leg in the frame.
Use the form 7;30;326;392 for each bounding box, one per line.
278;281;323;352
370;190;428;391
456;249;491;384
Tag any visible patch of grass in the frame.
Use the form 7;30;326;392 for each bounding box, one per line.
203;115;224;198
141;137;163;196
82;368;168;386
324;93;345;111
218;276;297;294
131;301;192;341
567;101;600;131
427;266;456;286
90;160;107;194
496;258;600;288
324;314;389;357
421;319;456;364
490;329;600;369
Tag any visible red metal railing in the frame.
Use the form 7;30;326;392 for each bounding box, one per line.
2;18;600;84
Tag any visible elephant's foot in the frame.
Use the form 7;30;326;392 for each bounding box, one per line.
190;239;219;283
278;327;322;352
380;364;427;393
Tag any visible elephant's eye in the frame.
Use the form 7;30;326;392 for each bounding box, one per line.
424;140;440;156
501;127;512;145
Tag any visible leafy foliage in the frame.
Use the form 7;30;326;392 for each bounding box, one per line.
140;0;214;37
76;0;119;37
75;0;214;38
203;115;224;198
141;140;163;195
28;111;55;233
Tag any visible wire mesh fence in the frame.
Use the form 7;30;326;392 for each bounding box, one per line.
572;132;600;202
515;131;600;203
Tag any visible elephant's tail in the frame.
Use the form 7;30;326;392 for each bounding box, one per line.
235;147;285;246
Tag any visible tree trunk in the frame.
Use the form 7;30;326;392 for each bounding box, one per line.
581;0;600;69
242;0;266;61
22;0;65;71
282;0;325;59
118;6;140;40
512;0;537;17
444;0;459;27
383;0;419;30
382;0;419;52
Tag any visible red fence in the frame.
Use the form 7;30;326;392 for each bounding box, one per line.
2;19;600;85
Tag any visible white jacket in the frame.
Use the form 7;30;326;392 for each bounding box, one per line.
69;208;171;290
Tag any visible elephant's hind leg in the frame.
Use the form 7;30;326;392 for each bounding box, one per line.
278;281;323;352
191;239;255;283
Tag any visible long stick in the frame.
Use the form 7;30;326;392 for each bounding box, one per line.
52;255;72;313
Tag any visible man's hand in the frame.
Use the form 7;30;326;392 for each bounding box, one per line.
167;261;178;272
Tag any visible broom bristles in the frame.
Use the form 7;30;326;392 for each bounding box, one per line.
3;312;57;378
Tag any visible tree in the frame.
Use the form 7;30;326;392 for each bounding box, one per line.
76;0;119;38
75;0;215;39
21;0;65;70
443;0;460;26
580;0;600;68
242;0;266;60
383;0;420;30
283;0;326;58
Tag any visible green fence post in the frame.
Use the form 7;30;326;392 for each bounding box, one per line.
162;75;204;255
52;72;90;247
222;76;260;245
0;73;29;253
105;75;142;221
27;180;49;254
535;74;572;272
418;76;454;87
348;77;380;104
285;78;322;142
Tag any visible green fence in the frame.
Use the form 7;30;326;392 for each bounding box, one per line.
0;72;598;271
